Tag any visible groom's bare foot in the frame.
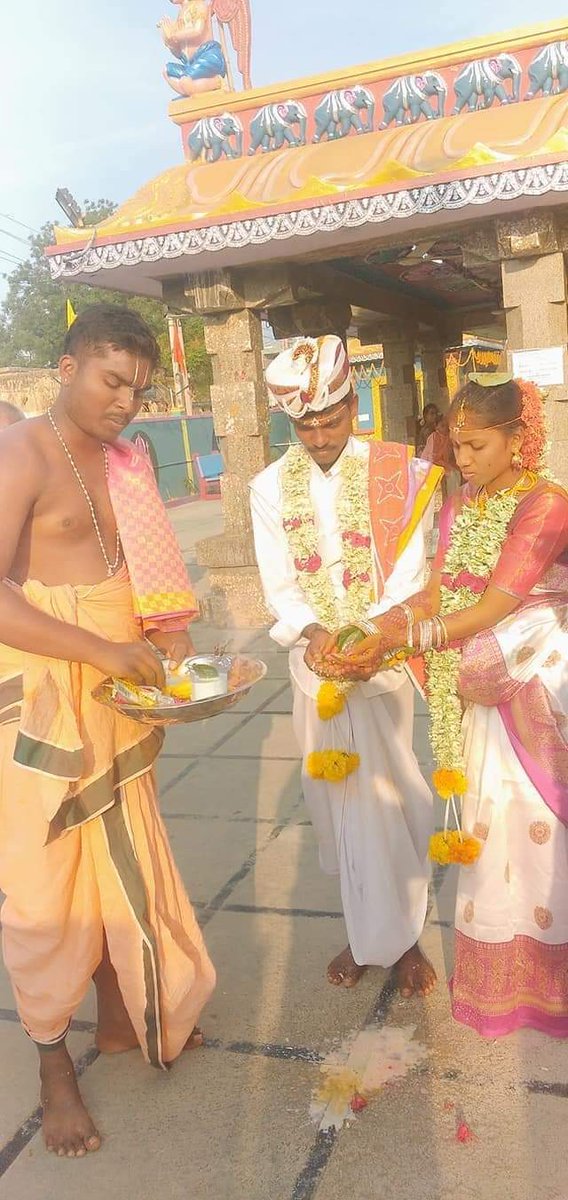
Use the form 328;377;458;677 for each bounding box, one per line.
40;1044;101;1158
327;945;367;988
394;943;437;998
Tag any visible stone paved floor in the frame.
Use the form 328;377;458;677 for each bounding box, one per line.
0;503;567;1199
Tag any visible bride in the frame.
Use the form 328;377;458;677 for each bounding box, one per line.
325;374;568;1038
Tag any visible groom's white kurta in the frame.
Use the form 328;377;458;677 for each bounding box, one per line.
250;437;434;967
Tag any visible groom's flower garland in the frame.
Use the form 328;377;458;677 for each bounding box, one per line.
281;444;372;628
281;445;372;781
428;485;526;863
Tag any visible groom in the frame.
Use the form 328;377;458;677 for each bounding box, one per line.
250;335;441;994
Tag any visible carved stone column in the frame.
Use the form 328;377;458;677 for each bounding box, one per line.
195;306;271;625
377;323;419;443
419;331;449;411
163;266;310;626
499;213;568;484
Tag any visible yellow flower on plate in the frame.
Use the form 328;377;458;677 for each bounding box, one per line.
432;768;468;800
317;682;346;720
307;750;360;782
164;680;193;701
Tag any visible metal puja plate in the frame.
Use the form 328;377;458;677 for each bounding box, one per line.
93;654;268;727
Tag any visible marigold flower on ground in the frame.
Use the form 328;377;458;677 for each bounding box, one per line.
317;682;346;721
307;750;360;782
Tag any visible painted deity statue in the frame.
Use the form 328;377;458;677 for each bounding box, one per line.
159;0;252;99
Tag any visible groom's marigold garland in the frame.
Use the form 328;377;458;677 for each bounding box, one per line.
427;478;536;865
307;750;360;783
316;680;347;720
282;446;373;766
281;445;373;631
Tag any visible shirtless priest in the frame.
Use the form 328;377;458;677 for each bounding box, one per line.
250;336;441;995
0;305;215;1158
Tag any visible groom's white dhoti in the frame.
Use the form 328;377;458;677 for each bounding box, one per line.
251;436;434;967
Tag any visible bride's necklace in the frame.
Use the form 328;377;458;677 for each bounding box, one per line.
47;409;121;577
475;469;537;514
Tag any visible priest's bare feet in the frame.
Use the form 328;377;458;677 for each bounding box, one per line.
394;943;437;998
163;1027;205;1066
184;1027;204;1050
94;936;205;1059
94;943;139;1054
94;958;204;1057
40;1044;101;1158
327;945;367;988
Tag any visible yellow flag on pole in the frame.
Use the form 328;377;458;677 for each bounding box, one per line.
66;300;77;330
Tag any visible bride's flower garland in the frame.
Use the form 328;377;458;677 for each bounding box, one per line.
428;483;529;863
281;444;372;778
429;379;547;862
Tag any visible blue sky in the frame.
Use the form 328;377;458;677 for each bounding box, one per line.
0;0;565;293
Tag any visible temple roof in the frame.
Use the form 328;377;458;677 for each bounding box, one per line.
47;20;568;295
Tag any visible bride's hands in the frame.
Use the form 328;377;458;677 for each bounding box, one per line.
329;633;390;681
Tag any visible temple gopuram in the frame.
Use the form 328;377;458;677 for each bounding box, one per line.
47;9;568;622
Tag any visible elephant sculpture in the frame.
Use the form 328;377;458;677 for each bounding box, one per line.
313;86;375;142
188;113;243;162
526;41;568;99
379;71;447;128
453;54;521;113
248;101;308;154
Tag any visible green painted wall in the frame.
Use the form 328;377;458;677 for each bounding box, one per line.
126;412;297;501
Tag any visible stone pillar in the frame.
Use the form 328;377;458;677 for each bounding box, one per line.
499;214;568;484
378;324;418;443
419;331;449;412
196;307;272;625
164;265;308;626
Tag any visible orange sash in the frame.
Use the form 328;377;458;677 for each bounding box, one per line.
368;442;442;689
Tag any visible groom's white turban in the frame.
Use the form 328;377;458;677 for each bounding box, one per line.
265;336;352;420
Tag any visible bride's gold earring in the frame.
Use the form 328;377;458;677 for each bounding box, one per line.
511;449;523;470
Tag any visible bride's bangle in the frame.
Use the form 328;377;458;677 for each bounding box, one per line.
399;602;415;648
414;616;449;653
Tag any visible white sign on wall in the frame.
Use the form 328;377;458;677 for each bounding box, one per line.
511;347;565;388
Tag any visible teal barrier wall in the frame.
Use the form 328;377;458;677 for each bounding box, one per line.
127;402;387;501
127;412;297;501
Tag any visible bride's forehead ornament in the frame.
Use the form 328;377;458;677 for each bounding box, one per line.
450;372;514;439
451;393;468;438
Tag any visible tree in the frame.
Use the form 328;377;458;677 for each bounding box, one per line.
0;200;213;402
